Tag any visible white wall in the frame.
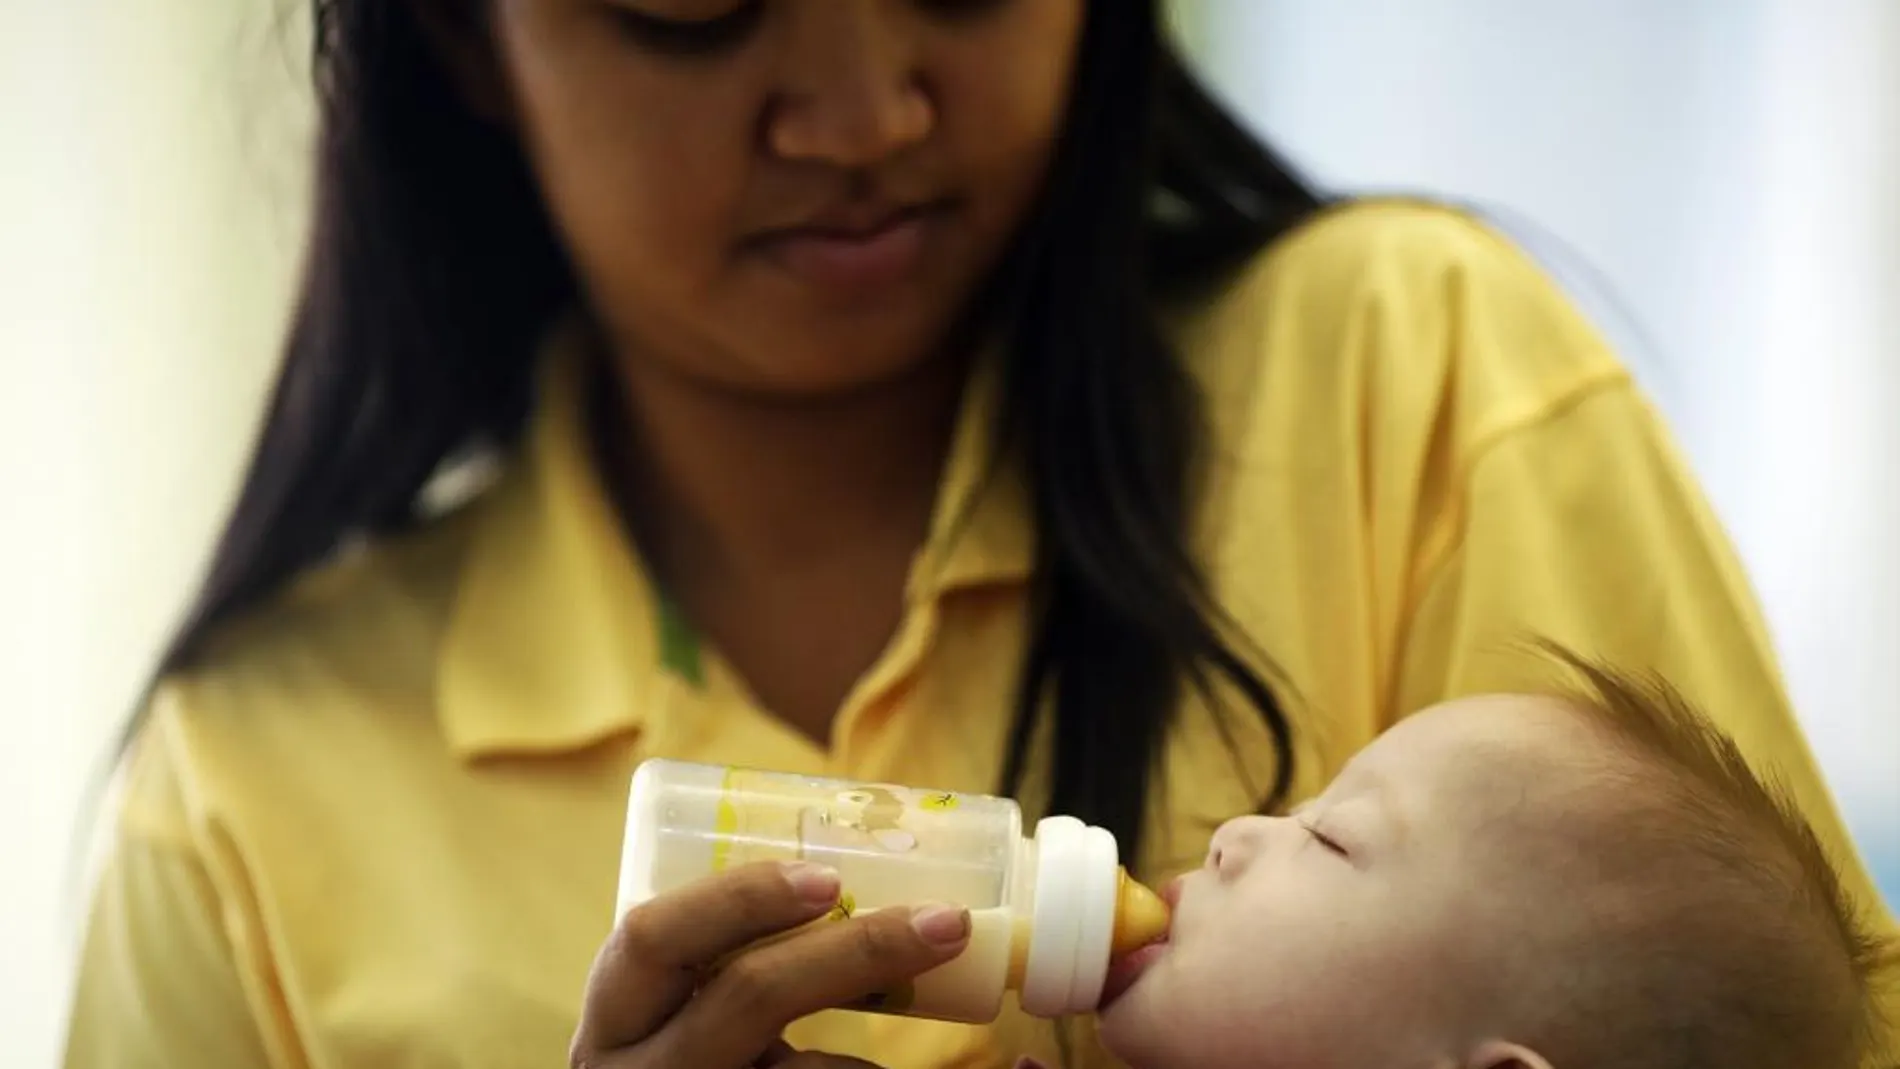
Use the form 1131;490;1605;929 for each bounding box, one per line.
0;5;310;1067
1184;0;1900;889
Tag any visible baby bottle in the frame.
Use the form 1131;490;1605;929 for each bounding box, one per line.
615;759;1172;1024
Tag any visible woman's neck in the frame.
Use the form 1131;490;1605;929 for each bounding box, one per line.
595;341;969;601
591;334;971;739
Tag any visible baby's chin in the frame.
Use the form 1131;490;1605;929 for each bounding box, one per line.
1098;966;1369;1069
1099;993;1267;1069
1096;999;1156;1067
1096;974;1178;1067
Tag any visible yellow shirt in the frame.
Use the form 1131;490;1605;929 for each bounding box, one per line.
66;201;1897;1069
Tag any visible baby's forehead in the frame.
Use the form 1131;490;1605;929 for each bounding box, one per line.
1386;694;1604;767
1361;695;1614;815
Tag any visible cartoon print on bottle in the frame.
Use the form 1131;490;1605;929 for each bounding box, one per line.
920;791;960;812
802;785;927;855
710;773;952;869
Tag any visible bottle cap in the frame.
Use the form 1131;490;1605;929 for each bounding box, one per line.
1019;815;1120;1017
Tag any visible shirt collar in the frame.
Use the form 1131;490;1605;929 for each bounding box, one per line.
436;320;1032;760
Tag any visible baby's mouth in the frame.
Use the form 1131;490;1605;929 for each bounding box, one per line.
1161;874;1187;910
1097;874;1189;1009
1097;934;1169;1009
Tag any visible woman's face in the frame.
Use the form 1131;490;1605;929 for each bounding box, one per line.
484;0;1087;397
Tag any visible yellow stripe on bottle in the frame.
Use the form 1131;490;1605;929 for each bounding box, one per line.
711;766;741;872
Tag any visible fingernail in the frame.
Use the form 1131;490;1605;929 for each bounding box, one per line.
911;902;971;946
782;862;840;906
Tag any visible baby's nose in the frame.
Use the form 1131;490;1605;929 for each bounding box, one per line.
1206;815;1275;875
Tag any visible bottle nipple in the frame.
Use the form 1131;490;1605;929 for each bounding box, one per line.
1109;869;1171;957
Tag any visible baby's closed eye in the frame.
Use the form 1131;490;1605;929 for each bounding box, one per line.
1299;819;1351;859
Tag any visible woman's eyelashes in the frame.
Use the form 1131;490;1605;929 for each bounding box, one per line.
608;0;1017;58
915;0;1017;19
606;1;763;58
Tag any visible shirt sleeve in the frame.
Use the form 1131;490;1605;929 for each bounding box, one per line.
1393;374;1900;1060
64;723;287;1069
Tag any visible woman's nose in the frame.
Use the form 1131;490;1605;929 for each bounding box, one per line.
767;6;935;168
1206;815;1277;877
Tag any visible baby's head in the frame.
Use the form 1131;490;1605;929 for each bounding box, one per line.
1100;652;1890;1069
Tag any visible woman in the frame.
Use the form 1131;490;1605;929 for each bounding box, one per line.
67;2;1895;1068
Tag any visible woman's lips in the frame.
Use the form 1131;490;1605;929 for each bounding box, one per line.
752;204;946;296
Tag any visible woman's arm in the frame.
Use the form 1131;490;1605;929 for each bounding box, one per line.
65;734;286;1069
67;838;282;1069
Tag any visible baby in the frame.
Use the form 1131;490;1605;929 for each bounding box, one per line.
1094;651;1893;1069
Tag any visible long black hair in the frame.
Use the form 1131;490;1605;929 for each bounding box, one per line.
153;1;1325;863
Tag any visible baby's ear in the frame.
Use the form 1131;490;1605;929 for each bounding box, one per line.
1466;1039;1555;1069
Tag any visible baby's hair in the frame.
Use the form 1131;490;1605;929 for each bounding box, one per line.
1527;641;1894;1069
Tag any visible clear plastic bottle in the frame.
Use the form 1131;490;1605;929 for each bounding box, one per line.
615;759;1172;1023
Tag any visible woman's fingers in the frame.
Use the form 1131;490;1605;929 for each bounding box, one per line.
572;861;844;1060
643;901;972;1069
571;860;972;1069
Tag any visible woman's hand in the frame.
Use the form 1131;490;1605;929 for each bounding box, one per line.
570;860;972;1069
